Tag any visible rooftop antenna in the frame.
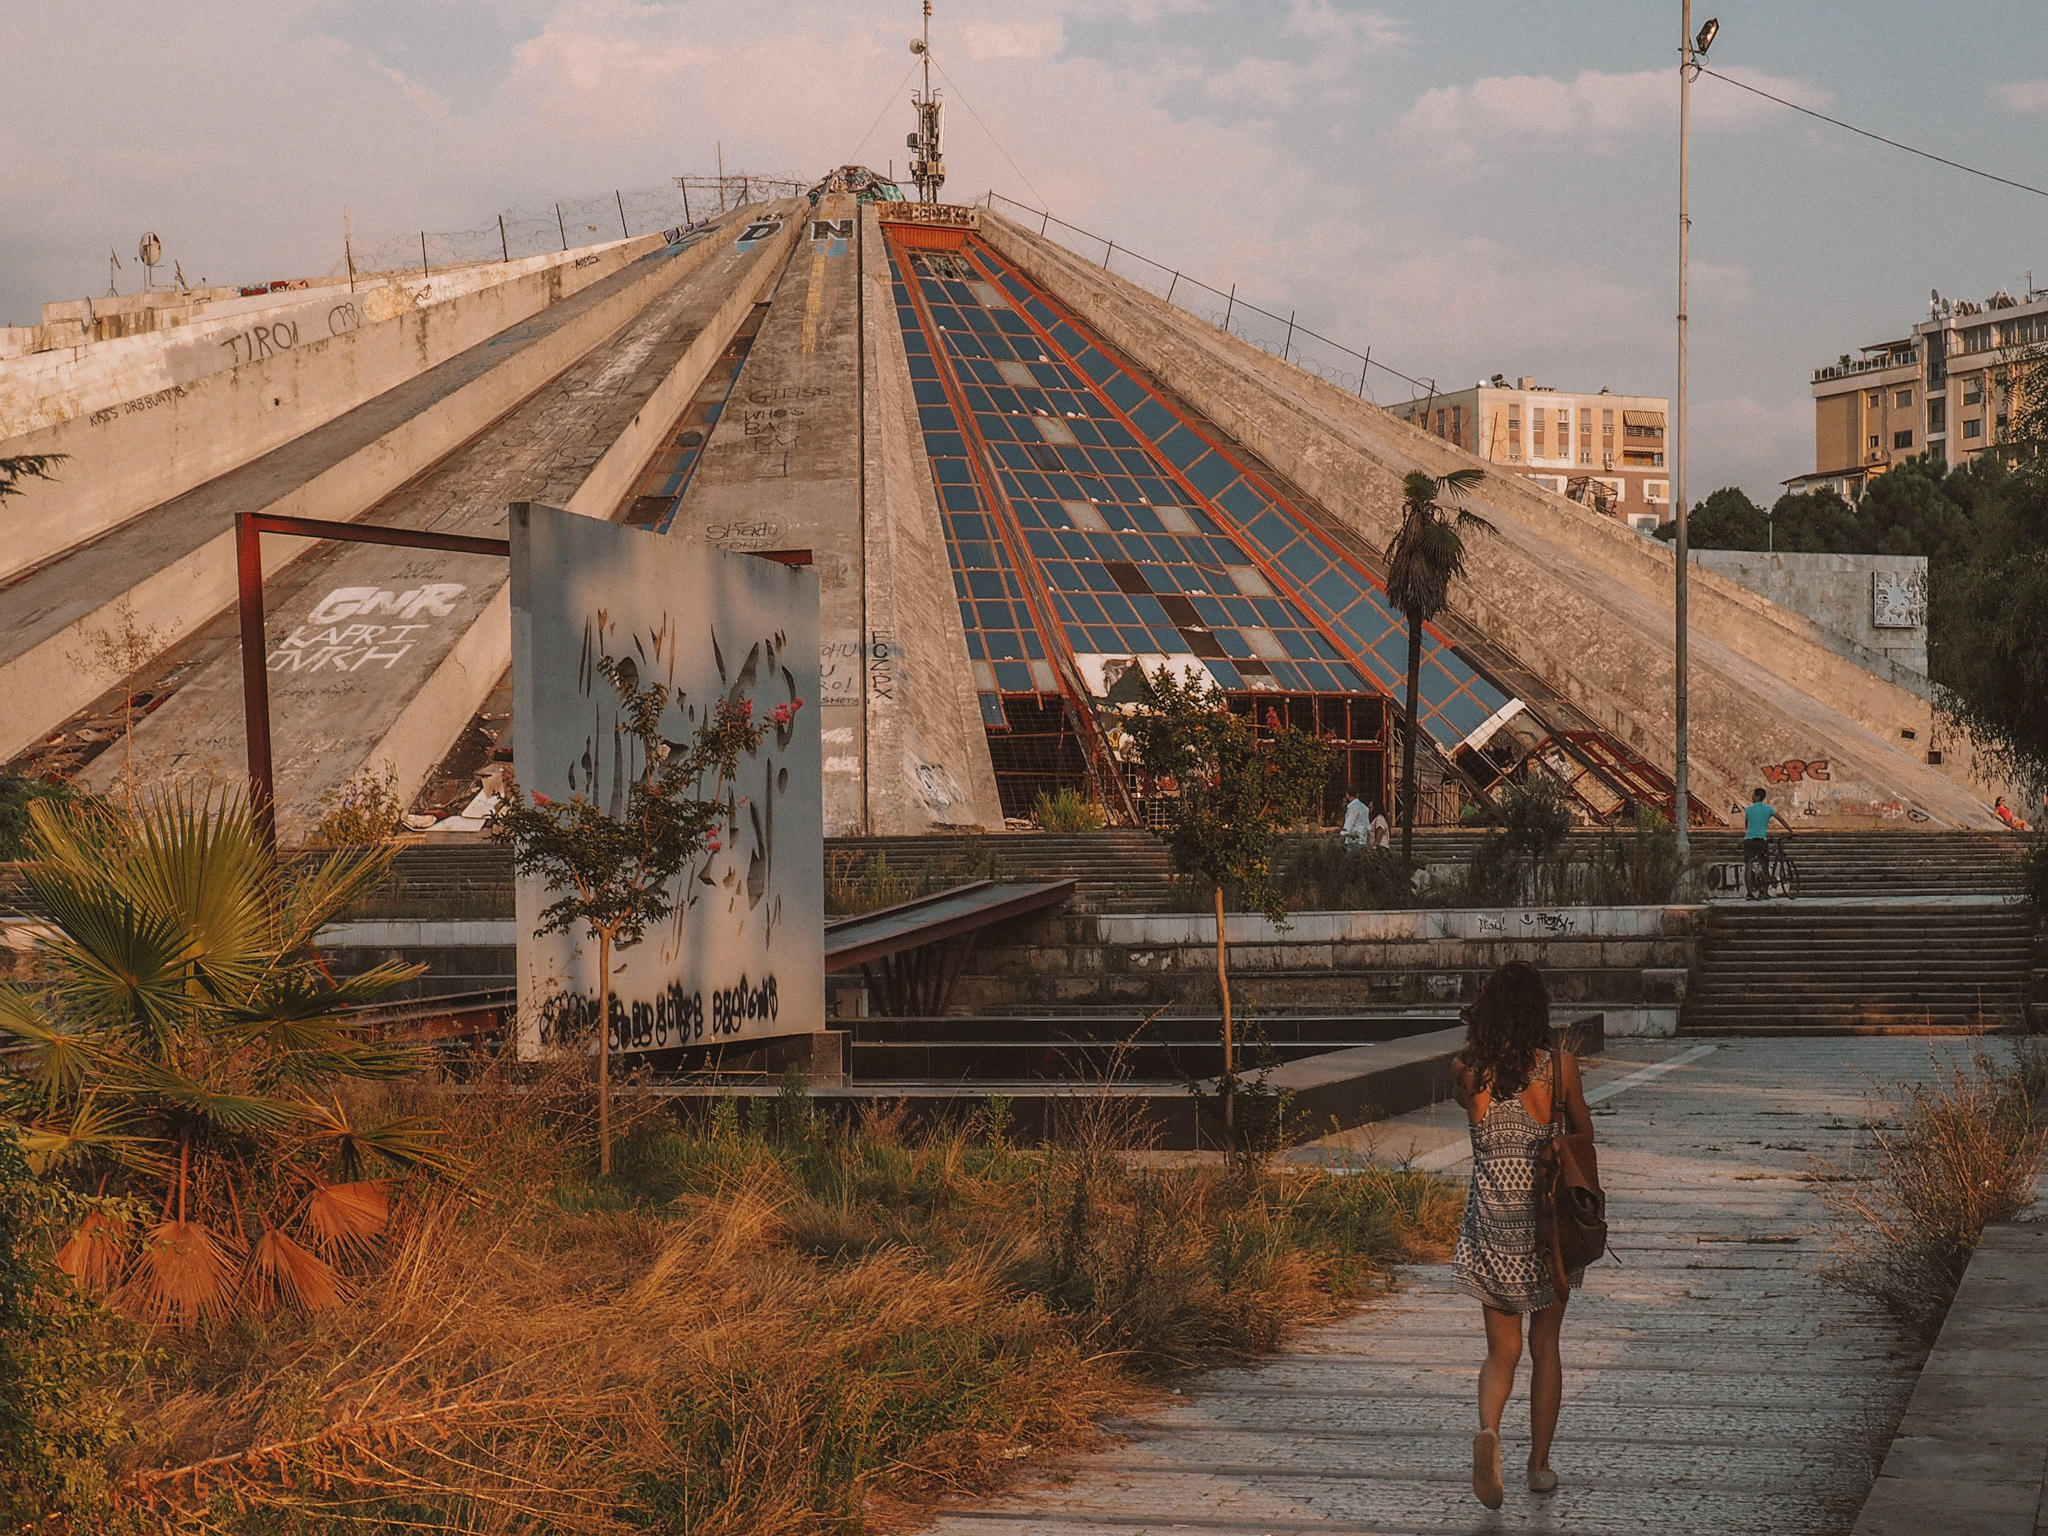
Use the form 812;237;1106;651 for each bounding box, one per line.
138;232;162;293
106;246;122;298
907;2;945;204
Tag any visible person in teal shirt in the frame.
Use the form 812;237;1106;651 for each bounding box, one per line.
1742;789;1790;899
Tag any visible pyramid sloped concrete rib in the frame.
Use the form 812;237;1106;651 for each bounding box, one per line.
64;208;802;839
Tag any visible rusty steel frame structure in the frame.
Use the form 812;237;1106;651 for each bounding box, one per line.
234;512;510;849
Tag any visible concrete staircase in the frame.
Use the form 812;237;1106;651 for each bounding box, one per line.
825;829;1179;913
1680;900;2034;1035
1688;829;2025;900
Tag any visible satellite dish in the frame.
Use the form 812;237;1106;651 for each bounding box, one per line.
1931;289;1941;304
909;36;927;53
138;232;162;267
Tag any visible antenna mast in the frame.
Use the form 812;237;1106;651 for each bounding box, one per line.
908;2;945;203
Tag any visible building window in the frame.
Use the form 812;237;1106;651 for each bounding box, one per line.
1893;429;1914;451
1963;418;1983;440
1869;434;1881;450
1507;411;1522;461
1964;378;1983;405
1644;481;1669;503
1435;409;1446;437
1894;388;1913;409
1928;397;1946;432
1929;438;1947;464
1532;407;1546;457
1451;405;1463;445
1866;390;1881;407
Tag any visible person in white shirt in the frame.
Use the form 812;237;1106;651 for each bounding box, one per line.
1369;806;1392;850
1342;794;1370;847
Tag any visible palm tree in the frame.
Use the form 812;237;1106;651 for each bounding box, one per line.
0;792;462;1324
1385;468;1489;866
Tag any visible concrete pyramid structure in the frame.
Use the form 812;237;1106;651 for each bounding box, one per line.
0;174;2000;840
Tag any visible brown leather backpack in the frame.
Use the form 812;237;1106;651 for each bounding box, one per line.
1534;1050;1607;1298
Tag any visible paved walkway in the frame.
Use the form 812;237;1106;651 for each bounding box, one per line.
932;1039;1975;1536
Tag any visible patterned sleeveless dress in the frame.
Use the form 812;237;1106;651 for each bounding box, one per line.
1452;1051;1583;1313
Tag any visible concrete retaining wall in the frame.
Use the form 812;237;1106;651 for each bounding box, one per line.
1691;550;1928;677
961;904;1703;1037
0;238;664;585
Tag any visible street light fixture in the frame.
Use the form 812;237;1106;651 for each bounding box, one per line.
1673;7;1716;860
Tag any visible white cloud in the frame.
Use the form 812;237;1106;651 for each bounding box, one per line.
1993;78;2048;113
1394;66;1829;171
962;19;1064;61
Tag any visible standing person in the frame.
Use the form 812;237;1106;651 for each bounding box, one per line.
1742;788;1791;899
1342;793;1370;847
1451;960;1594;1507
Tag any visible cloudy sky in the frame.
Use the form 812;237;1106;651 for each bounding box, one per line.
6;0;2044;502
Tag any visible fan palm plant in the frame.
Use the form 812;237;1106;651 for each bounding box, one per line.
1385;468;1489;866
0;793;461;1324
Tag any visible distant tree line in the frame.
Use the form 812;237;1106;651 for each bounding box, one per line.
1658;448;2048;791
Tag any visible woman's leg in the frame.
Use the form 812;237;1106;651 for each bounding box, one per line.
1478;1305;1523;1431
1527;1297;1567;1470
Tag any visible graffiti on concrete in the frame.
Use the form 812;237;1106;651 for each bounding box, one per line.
1761;757;1831;784
267;582;467;674
218;320;300;366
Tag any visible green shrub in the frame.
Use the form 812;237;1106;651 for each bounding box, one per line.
1275;837;1414;910
1031;788;1106;833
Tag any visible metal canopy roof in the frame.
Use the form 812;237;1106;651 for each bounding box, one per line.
824;878;1077;971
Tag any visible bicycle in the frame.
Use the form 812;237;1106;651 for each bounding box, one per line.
1765;836;1799;900
1742;835;1799;900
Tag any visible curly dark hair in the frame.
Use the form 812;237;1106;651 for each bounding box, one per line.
1461;960;1555;1097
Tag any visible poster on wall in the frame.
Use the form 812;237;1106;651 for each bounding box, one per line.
509;502;823;1065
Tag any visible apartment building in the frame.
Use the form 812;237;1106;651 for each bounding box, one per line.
1792;282;2048;500
1396;377;1672;531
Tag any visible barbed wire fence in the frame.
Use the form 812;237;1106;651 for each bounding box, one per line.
343;173;812;280
980;190;1438;409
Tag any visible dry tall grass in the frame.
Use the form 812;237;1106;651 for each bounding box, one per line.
60;1067;1460;1534
1822;1041;2048;1343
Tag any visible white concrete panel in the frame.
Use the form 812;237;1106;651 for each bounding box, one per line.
510;504;824;1059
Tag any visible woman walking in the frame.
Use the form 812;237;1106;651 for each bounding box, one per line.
1450;960;1594;1508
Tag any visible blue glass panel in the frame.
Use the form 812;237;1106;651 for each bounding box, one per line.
1155;424;1207;469
994;661;1033;690
1205;659;1246;689
979;693;1006;727
1277;542;1326;584
1103;373;1145;410
919;406;956;431
1086;626;1121;650
912;380;948;406
1310;567;1361;612
934;458;973;484
1026;530;1063;559
1183;454;1238;497
1217;480;1265;522
908;354;940;380
942;485;980;510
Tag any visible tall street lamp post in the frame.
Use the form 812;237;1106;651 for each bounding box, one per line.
1675;5;1718;860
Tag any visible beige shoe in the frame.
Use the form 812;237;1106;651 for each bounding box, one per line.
1528;1466;1559;1493
1472;1430;1504;1509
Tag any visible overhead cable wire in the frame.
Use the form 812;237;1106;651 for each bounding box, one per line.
928;55;1053;211
1700;66;2048;200
847;59;924;169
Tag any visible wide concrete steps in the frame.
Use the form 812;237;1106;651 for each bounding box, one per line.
1690;830;2024;899
827;830;1179;912
1681;901;2034;1035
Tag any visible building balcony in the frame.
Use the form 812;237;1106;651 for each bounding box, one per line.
1812;349;1918;384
